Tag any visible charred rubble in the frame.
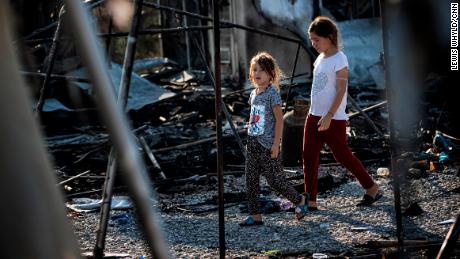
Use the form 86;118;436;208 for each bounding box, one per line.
43;64;394;199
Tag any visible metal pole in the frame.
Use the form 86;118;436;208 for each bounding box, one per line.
63;1;170;258
191;34;246;159
93;149;117;259
138;136;167;180
284;43;301;112
105;15;113;67
24;26;214;44
21;0;105;41
35;6;65;116
118;0;144;108
182;0;191;69
57;170;91;186
0;3;82;258
27;25;216;43
23;1;319;60
347;93;384;136
142;1;307;45
379;0;404;256
213;1;225;258
21;71;90;83
156;0;164;56
436;209;460;259
348;100;387;119
102;25;215;37
94;0;146;258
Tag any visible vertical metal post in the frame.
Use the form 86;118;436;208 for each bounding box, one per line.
182;0;191;68
156;0;164;56
213;1;225;258
35;6;65;116
105;15;113;67
118;0;144;108
229;0;238;76
63;1;170;258
93;0;145;258
1;3;81;258
191;34;246;159
379;0;404;256
284;43;301;112
208;3;215;76
93;149;117;259
198;0;207;61
437;209;460;259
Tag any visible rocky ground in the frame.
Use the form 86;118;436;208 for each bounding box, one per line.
68;164;460;259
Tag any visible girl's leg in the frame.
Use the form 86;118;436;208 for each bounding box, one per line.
302;115;324;203
245;137;263;216
323;120;375;190
260;146;302;205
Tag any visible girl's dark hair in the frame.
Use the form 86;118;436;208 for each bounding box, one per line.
249;52;284;92
308;16;340;48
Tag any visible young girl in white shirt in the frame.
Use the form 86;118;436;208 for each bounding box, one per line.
303;16;382;209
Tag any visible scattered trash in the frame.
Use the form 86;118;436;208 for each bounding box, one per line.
66;196;133;212
377;167;390;177
438;219;455;225
351;226;371;231
312;252;328;258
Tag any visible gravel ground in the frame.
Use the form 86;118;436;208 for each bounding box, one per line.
69;167;460;258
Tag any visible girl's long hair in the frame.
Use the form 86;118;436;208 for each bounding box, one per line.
248;51;284;92
308;16;342;49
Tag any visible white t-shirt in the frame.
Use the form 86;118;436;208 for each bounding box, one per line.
310;51;349;120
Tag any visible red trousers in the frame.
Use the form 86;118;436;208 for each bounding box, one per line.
302;114;374;201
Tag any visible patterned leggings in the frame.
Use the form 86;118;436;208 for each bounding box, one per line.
245;136;302;215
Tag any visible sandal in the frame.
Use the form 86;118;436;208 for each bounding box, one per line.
295;194;309;220
239;216;264;227
356;190;383;206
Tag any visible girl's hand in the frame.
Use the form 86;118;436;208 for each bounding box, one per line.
317;113;332;131
271;144;280;158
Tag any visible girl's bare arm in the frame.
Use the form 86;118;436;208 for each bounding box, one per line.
318;67;348;131
272;105;283;158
